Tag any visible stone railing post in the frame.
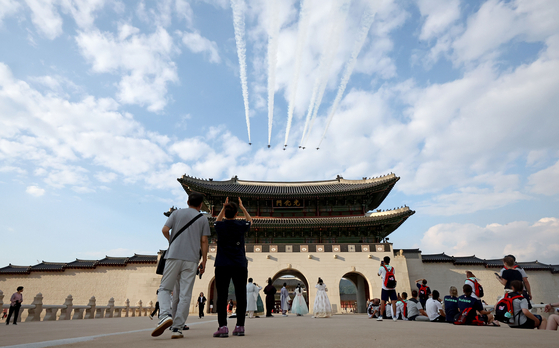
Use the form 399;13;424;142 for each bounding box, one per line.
26;293;43;322
148;301;154;316
124;299;130;317
105;298;115;318
0;290;4;308
59;295;73;320
137;300;143;317
84;296;96;319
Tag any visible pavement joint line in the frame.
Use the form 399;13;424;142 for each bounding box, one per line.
1;319;217;348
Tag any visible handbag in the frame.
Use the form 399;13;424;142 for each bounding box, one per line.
156;213;203;275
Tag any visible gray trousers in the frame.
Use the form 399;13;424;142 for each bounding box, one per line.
158;258;198;329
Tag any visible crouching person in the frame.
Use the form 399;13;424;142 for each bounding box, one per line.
506;280;546;330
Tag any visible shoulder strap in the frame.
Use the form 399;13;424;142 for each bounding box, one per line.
169;213;204;246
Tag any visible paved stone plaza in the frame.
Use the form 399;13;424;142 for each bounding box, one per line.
1;314;557;348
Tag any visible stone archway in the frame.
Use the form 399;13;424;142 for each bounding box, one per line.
340;272;371;313
271;268;311;310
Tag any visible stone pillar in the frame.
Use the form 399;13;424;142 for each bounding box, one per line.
105;298;115;318
124;299;130;317
26;293;44;322
148;301;154;316
137;300;143;317
0;290;4;307
356;276;367;313
84;296;96;319
59;295;74;320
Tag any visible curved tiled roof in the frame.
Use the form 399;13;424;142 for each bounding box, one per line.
97;257;129;266
484;259;504;268
421;253;454;262
66;259;98;269
453;256;485;265
128;254;158;263
30;262;66;272
208;207;414;229
516;261;551;271
178;174;399;198
0;264;31;275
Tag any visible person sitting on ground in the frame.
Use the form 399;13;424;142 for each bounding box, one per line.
443;286;459;323
396;292;408;320
457;284;498;326
407;290;428;321
426;290;445;322
367;298;380;319
544;301;559;330
415;278;431;309
507;280;546;330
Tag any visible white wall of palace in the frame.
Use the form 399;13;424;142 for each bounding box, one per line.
2;245;558;316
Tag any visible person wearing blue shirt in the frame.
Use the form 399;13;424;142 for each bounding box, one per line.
443;286;459;323
457;284;498;326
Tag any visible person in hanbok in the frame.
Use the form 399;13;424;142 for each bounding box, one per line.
280;283;290;316
291;284;309;316
246;278;262;318
312;277;332;318
263;278;277;317
256;292;264;317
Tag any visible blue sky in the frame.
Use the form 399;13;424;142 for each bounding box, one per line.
1;0;558;267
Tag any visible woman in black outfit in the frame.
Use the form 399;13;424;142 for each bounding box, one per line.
264;278;277;317
213;197;252;337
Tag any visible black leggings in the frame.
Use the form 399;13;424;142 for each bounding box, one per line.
215;266;247;327
7;305;21;324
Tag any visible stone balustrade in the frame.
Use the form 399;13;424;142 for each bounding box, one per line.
0;290;153;323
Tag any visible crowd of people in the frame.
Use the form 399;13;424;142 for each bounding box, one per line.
368;255;559;330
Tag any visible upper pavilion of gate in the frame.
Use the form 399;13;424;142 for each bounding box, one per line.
167;174;414;244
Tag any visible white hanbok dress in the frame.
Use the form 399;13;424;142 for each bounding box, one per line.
246;283;262;311
291;288;309;316
312;283;332;318
280;287;290;312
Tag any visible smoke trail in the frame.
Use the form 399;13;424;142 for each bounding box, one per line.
284;0;311;147
267;0;280;146
318;2;378;147
230;0;251;143
301;0;351;147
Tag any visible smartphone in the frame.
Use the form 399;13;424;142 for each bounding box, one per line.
380;261;385;266
494;272;501;278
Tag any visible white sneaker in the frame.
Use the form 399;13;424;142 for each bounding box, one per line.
377;316;383;321
393;317;398;322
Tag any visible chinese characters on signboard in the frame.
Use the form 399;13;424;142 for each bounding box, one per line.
272;199;304;208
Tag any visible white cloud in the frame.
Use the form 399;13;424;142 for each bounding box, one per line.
24;0;63;40
75;24;179;111
181;31;221;63
419;217;559;264
26;185;45;196
528;160;559;196
0;0;21;25
95;171;117;183
417;0;461;41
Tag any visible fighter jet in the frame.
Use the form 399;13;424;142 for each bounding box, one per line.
268;145;271;148
248;143;251;145
316;148;319;150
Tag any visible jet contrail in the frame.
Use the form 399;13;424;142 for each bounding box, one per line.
267;0;280;146
318;1;378;147
230;0;251;144
301;0;351;147
284;0;311;147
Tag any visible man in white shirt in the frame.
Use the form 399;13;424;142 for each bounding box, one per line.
377;256;397;322
407;290;428;321
425;290;445;322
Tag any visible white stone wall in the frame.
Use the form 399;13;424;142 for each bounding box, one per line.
2;248;558;316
